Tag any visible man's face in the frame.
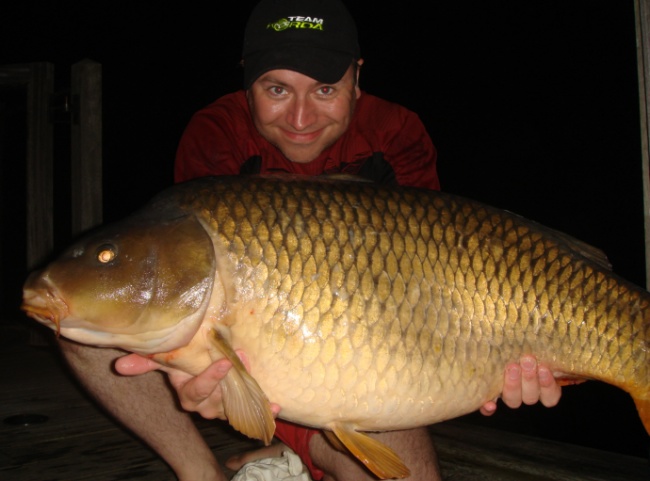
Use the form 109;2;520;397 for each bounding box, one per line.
247;63;362;163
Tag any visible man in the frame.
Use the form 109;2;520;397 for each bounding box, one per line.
60;1;562;480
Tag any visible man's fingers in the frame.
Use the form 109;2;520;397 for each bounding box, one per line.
172;360;231;405
114;353;162;375
479;400;498;416
538;365;562;407
520;356;541;405
501;357;562;410
501;362;523;408
169;359;235;418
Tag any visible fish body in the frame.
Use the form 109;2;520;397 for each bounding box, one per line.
22;175;650;478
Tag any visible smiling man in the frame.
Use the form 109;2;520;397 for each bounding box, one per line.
60;1;562;480
173;0;440;190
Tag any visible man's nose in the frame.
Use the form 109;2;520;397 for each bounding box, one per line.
286;95;317;130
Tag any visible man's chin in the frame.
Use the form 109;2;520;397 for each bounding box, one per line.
279;148;322;164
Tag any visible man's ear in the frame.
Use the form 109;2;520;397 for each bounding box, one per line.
355;58;364;98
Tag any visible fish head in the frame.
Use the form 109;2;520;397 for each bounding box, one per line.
21;211;216;354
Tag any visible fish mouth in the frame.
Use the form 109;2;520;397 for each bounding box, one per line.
21;278;69;336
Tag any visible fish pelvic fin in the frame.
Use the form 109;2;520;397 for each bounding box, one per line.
210;329;275;445
328;422;410;479
322;429;347;453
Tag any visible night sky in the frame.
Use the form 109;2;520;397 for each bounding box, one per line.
2;1;648;459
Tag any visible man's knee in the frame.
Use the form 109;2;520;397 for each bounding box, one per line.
57;337;123;371
309;428;440;481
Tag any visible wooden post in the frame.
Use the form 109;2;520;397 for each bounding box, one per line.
71;59;103;235
24;63;55;269
0;62;54;343
636;0;650;288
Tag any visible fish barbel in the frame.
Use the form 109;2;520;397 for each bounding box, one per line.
21;175;650;479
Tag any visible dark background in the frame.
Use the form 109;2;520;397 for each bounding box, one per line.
2;0;648;460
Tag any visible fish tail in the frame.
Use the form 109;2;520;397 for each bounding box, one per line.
632;395;650;436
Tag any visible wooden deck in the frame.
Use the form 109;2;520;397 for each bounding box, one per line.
1;320;649;481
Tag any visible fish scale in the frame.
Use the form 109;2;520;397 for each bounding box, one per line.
22;174;649;479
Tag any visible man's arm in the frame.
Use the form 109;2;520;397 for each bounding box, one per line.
115;352;282;420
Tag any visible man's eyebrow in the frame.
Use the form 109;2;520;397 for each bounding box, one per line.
257;75;328;88
257;75;288;85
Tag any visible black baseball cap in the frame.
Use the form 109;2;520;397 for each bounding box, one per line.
242;0;360;88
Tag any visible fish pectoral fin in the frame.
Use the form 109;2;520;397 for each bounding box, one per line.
328;422;410;480
210;329;275;445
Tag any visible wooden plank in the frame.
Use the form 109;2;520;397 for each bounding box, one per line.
0;64;33;85
0;328;258;481
430;420;650;481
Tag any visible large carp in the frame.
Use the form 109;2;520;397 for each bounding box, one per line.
22;175;650;479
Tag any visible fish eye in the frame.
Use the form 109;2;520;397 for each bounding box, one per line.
96;244;117;263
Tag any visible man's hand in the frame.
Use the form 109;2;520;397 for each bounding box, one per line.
480;355;562;416
114;353;281;420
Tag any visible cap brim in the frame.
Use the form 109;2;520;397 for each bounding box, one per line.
244;45;353;88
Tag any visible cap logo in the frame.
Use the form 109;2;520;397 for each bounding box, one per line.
267;16;324;32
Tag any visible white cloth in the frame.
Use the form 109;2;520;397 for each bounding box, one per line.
231;449;312;481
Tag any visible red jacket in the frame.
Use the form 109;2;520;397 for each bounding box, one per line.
175;90;440;191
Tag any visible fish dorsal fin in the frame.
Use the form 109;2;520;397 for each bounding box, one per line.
210;329;275;445
551;230;612;270
328;422;410;479
507;211;613;270
318;173;373;183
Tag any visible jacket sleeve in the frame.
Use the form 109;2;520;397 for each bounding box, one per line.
385;109;441;191
174;110;243;183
